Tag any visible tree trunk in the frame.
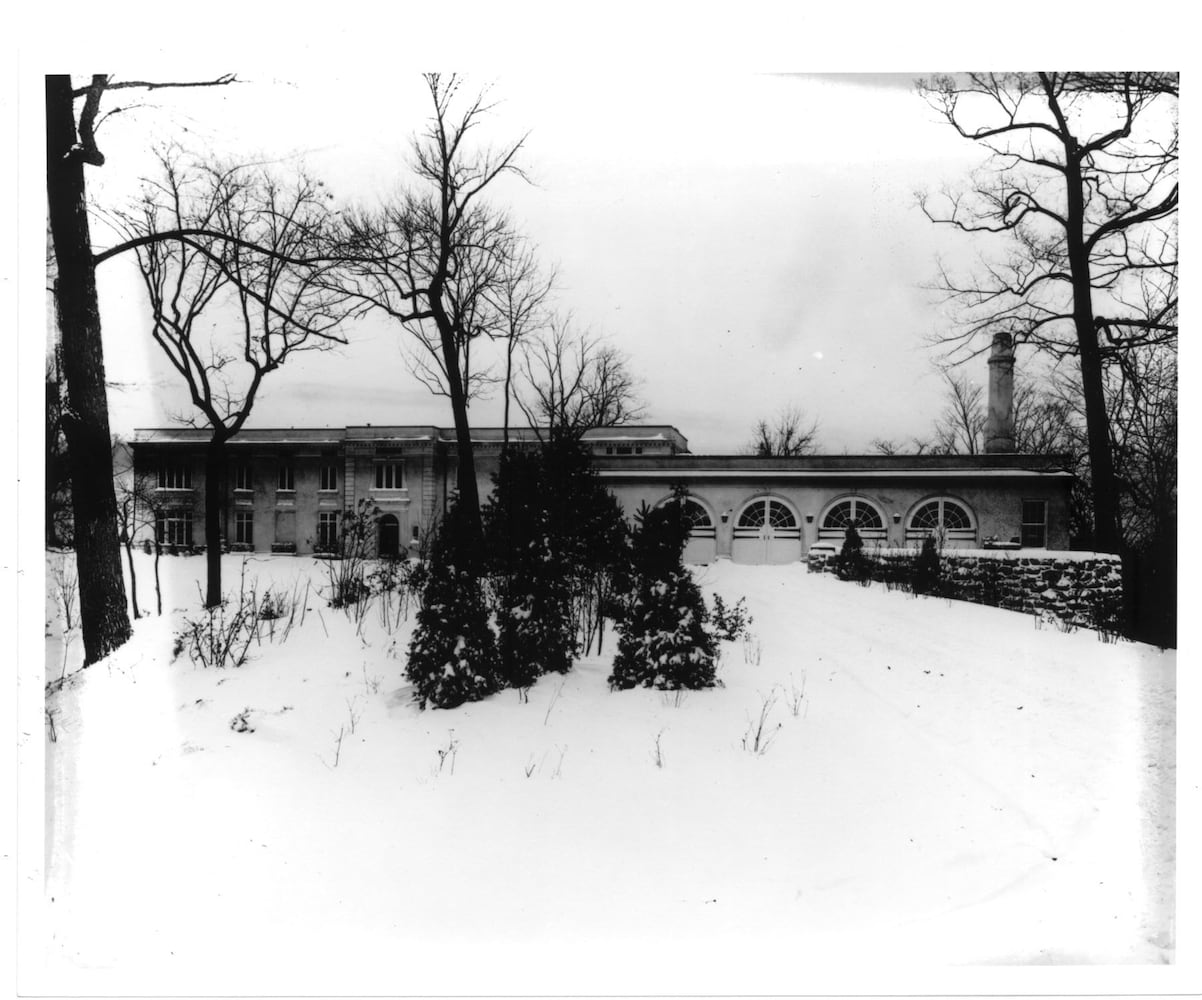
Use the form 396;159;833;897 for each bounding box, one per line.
1063;146;1122;553
45;74;132;664
154;542;163;616
204;436;229;607
123;540;140;620
430;292;484;551
502;343;514;461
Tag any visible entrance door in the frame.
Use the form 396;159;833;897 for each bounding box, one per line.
732;498;801;564
378;514;400;557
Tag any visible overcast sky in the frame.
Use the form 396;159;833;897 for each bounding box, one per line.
30;13;1179;457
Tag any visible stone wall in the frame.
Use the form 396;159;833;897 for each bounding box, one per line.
808;547;1124;632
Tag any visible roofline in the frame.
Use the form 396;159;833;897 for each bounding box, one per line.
596;468;1074;480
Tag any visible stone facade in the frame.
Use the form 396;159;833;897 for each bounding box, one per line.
131;424;1074;562
808;547;1123;631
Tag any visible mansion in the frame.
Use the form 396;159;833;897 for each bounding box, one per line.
129;336;1075;564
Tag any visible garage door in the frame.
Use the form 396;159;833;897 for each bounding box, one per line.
732;497;801;564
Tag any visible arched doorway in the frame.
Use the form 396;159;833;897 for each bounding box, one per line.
656;494;717;565
732;496;801;564
378;514;400;558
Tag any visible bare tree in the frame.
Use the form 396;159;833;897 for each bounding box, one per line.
746;406;820;457
117;149;349;606
339;74;528;549
46;73;237;664
112;438;161;620
932;370;986;454
870;436;933;456
488;242;554;457
517;317;646;441
918;71;1177;553
393;205;520;406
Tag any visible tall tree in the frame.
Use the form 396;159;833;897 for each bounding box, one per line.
489;242;554;458
46;73;235;664
919;72;1177;553
518;317;645;441
746;406;819;457
931;370;985;455
116;150;349;606
340;74;528;550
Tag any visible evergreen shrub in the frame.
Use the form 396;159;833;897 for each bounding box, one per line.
608;488;717;691
405;502;500;709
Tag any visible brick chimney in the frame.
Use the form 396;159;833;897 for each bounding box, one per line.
983;332;1016;453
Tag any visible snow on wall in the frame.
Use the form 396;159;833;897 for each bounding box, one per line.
808;548;1124;631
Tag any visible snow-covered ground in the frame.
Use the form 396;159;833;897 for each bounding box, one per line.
29;551;1178;994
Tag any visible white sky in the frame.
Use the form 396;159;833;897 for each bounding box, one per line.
74;67;994;454
15;4;1190;459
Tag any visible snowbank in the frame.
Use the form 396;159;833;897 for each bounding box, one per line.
30;552;1177;994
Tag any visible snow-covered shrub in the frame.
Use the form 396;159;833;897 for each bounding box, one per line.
174;595;257;668
323;499;382;613
742;689;782;755
912;535;942;595
608;490;718;691
405;503;500;710
483;437;624;689
834;523;871;584
710;594;752;641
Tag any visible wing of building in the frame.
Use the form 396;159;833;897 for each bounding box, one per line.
130;333;1072;561
130;432;1073;563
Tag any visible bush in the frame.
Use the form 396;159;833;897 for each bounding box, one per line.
834;523;871;584
405;503;500;709
710;594;752;642
609;489;718;691
174;597;256;668
483;435;626;687
912;535;942;595
324;500;379;609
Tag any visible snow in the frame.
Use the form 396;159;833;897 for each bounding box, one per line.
31;551;1179;995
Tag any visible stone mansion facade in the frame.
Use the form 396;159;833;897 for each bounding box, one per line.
129;336;1075;563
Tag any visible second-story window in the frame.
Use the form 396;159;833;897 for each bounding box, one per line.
233;464;253;491
374;461;403;489
158;463;192;489
277;464;295;492
320;464;338;492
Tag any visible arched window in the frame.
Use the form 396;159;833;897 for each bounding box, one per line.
819;496;887;541
735;498;800;537
656;495;716;538
905;497;976;544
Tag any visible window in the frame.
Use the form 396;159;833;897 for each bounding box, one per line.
317;511;339;549
374;461;403;489
1021;500;1048;547
658;496;715;538
157;463;192;490
234;510;254;545
233;464;253;491
907;497;975;543
736;498;799;537
319;464;338;492
822;498;884;531
155;510;193;546
277;464;295;492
